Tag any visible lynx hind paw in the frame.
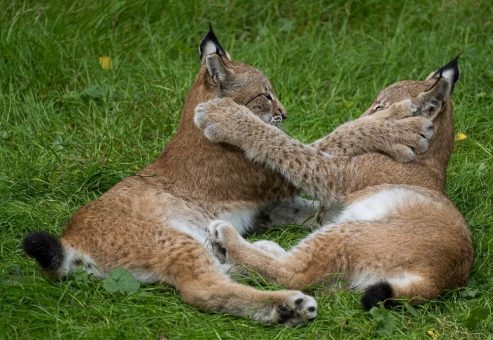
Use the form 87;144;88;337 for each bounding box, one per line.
207;220;241;252
272;292;318;326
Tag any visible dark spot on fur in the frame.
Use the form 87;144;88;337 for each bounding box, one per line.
307;306;316;312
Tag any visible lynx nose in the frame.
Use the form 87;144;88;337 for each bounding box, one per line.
280;109;287;120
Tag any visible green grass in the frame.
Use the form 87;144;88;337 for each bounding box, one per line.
1;0;492;338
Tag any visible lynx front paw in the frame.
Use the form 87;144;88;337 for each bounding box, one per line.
194;99;225;143
194;97;241;144
272;292;318;326
389;117;433;162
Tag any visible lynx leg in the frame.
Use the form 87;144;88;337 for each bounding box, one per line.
207;220;330;289
149;232;317;325
62;223;317;326
209;219;466;310
253;240;287;257
178;276;317;325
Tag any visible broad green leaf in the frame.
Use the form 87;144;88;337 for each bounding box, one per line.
465;307;490;329
103;268;140;294
369;305;397;336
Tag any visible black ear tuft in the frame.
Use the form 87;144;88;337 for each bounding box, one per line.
361;282;394;310
199;24;229;62
431;54;461;94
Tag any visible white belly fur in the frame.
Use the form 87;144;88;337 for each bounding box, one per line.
168;207;257;243
334;187;426;224
333;187;428;290
217;207;257;235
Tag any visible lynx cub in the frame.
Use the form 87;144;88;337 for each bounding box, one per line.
23;28;434;325
195;58;473;309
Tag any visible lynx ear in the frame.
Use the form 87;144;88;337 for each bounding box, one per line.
199;25;231;62
418;56;461;120
425;55;460;94
199;25;233;84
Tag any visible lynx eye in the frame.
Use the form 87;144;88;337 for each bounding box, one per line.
264;94;273;101
373;104;384;111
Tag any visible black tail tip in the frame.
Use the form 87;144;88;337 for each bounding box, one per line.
361;282;394;310
22;231;63;271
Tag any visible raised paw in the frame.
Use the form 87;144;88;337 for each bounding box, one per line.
405;117;433;152
194;97;243;143
273;292;318;326
207;220;242;262
389;117;434;162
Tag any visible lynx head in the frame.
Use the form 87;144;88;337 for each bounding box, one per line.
198;26;287;127
363;57;460;164
364;57;460;122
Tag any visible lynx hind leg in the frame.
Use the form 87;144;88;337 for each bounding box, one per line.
207;220;317;324
135;225;318;326
179;270;318;326
61;220;317;326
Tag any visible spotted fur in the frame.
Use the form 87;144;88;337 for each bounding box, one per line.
23;28;316;326
195;58;473;309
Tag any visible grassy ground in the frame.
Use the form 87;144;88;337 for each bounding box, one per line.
1;0;492;338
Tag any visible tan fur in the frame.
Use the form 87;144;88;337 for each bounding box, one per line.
28;30;459;323
194;64;473;306
46;33;320;326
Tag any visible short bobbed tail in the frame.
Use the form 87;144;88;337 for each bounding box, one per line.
22;231;64;272
361;282;394;310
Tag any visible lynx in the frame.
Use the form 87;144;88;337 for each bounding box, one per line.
23;28;434;325
194;57;473;309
